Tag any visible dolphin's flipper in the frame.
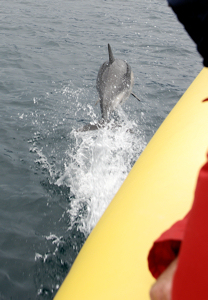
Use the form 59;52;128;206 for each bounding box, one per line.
108;44;115;64
131;92;141;101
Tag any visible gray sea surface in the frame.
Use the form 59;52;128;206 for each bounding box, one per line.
0;0;202;299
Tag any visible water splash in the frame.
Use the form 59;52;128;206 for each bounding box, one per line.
29;83;145;236
56;112;145;235
30;84;146;298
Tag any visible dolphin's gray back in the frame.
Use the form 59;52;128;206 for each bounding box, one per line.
96;52;134;120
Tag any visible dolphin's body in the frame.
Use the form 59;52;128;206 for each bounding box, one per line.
96;44;139;121
78;44;140;131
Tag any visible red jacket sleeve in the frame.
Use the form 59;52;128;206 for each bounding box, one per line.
148;212;190;279
172;160;208;300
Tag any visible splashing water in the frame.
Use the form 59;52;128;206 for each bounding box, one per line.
29;83;146;237
56;112;145;235
29;85;146;297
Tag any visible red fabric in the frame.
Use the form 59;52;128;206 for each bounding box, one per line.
148;213;189;278
172;160;208;299
148;158;208;298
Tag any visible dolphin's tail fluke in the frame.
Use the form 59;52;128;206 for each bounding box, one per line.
77;119;106;132
108;44;115;64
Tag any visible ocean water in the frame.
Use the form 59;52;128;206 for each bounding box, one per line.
0;0;202;299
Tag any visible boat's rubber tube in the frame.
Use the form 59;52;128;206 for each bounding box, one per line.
54;67;208;300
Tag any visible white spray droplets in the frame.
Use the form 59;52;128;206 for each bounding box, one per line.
55;115;145;235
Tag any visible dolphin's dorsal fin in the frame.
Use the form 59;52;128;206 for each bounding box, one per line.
108;44;115;64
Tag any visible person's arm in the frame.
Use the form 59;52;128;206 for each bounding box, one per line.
149;257;178;300
148;213;189;279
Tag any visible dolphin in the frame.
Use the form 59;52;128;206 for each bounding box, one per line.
78;44;140;131
96;44;140;121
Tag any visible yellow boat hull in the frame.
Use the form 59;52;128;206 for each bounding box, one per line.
54;67;208;300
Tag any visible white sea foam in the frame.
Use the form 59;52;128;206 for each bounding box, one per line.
30;84;145;236
55;111;145;235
